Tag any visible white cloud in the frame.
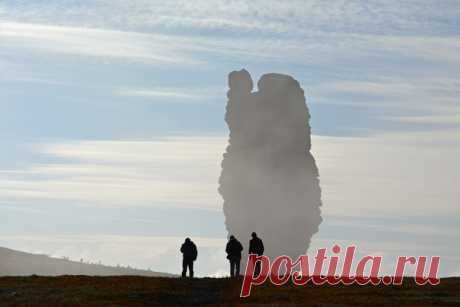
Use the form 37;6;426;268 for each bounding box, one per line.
39;137;226;165
324;215;459;238
1;133;459;217
312;132;460;217
0;22;201;65
0;137;227;210
0;204;42;214
0;21;318;66
313;77;460;106
115;87;221;102
2;19;460;70
388;115;460;125
310;76;460;127
117;89;201;100
2;0;458;37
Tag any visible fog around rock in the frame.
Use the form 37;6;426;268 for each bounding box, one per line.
219;69;322;263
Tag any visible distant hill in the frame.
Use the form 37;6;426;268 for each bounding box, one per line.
0;247;174;277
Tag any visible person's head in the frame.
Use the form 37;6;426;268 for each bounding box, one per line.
229;235;235;241
251;232;257;238
185;237;191;243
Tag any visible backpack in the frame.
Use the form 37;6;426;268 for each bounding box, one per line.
191;243;198;261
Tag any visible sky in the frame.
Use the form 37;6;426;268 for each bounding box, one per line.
0;0;459;277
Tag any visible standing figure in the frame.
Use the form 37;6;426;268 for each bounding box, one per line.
180;238;197;278
226;235;243;277
249;232;264;275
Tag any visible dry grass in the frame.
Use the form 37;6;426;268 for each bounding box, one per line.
0;276;458;306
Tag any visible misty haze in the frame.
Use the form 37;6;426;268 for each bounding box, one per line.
219;69;322;263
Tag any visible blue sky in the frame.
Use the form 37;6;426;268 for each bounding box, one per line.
1;1;459;277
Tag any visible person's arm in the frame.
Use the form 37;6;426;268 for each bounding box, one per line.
260;240;264;254
249;240;254;253
180;244;184;253
193;243;198;258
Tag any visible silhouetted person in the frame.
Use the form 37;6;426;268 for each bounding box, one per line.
249;232;264;276
180;238;197;278
226;235;243;277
